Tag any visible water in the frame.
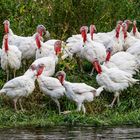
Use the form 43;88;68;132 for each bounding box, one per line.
0;126;140;140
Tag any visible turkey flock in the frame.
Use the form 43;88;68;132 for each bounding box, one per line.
0;19;139;114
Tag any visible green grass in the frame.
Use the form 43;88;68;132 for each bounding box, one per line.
0;0;140;128
0;59;139;128
0;106;140;128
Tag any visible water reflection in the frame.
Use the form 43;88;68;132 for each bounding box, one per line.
0;126;140;140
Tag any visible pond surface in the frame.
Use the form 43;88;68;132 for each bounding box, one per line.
0;126;140;140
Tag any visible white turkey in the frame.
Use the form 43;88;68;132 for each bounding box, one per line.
130;20;140;39
106;20;123;36
35;33;62;59
105;23;124;54
1;34;22;81
44;39;66;54
3;20;48;62
93;58;139;107
80;26;106;75
121;22;140;51
66;24;110;47
36;64;65;114
89;21;123;47
62;26;106;75
66;20;123;48
24;56;56;77
56;71;104;114
25;40;61;77
126;43;140;66
104;47;139;75
35;34;53;59
0;64;37;111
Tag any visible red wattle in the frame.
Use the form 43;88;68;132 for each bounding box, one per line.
122;28;127;39
115;32;119;38
4;38;9;52
55;46;61;55
36;67;44;77
93;61;102;74
60;76;64;84
115;25;121;39
97;62;102;74
106;51;111;61
36;34;41;49
81;31;87;43
123;32;127;39
133;25;136;35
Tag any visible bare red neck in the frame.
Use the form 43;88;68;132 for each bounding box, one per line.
123;31;127;39
115;25;121;39
93;61;102;74
36;66;44;77
55;47;61;55
4;37;9;52
90;25;95;40
36;34;41;49
122;27;127;39
58;75;64;85
60;75;64;85
81;30;87;43
105;51;111;62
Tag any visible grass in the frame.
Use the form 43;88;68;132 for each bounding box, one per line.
0;59;139;128
0;0;140;128
0;106;140;128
